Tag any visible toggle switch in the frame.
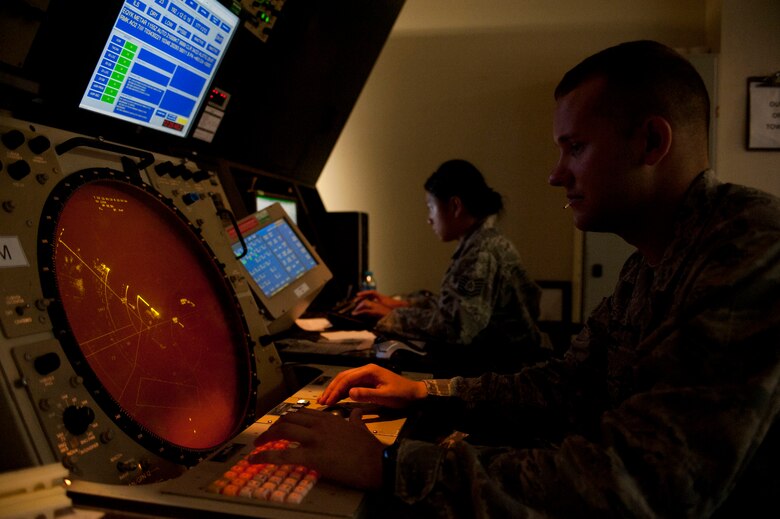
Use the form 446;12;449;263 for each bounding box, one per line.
1;129;25;150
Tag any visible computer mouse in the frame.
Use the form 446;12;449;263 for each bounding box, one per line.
374;340;426;359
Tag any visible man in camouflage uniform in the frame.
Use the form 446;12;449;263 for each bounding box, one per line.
374;214;544;375
381;168;780;517
251;41;780;518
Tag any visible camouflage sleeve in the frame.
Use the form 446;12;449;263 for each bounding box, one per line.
404;290;437;308
375;238;504;344
391;236;780;516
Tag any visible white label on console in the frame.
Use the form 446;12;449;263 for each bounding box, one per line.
0;236;29;268
294;282;310;298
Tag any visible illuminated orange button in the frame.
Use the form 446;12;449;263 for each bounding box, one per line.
287;491;305;504
295;480;314;492
221;484;240;496
253;487;271;500
270;489;288;502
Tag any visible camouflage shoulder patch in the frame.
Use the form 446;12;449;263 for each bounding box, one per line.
456;277;485;297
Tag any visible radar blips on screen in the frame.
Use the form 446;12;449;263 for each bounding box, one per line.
0;115;286;486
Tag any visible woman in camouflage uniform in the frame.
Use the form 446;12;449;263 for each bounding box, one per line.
353;159;547;375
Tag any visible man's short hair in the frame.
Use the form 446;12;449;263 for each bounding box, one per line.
555;40;710;138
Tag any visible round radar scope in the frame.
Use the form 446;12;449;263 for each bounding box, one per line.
38;168;257;465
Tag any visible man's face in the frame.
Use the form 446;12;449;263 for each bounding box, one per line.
549;77;648;235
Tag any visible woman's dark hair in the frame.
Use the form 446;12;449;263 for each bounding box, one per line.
424;159;503;218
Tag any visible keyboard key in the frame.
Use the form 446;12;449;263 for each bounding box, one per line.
204;439;318;505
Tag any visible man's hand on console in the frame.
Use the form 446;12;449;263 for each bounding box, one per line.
248;408;385;490
318;363;427;408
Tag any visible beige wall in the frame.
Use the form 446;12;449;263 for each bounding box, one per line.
317;0;778;297
714;0;780;195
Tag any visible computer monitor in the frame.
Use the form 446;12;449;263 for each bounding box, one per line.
78;0;238;138
227;203;332;335
256;192;298;225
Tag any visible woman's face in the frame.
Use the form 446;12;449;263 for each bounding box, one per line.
425;192;458;242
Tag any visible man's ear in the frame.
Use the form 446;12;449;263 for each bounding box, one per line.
643;116;672;166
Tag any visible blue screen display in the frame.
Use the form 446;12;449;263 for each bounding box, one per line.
233;220;318;297
79;0;237;137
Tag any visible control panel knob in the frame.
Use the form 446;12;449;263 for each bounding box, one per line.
100;429;115;444
182;192;200;205
1;129;25;150
7;160;31;181
27;135;51;155
170;164;189;179
62;454;79;470
154;161;173;176
117;460;141;473
192;169;209;182
34;352;61;375
62;405;96;436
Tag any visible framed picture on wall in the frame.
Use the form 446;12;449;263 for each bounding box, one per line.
746;74;780;150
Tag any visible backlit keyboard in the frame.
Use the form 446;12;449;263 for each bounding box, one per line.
204;439;319;505
160;364;422;517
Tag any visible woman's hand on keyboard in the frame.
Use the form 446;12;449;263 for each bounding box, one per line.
354;290;409;310
353;290;410;318
248;408;384;490
317;363;427;408
351;297;393;318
